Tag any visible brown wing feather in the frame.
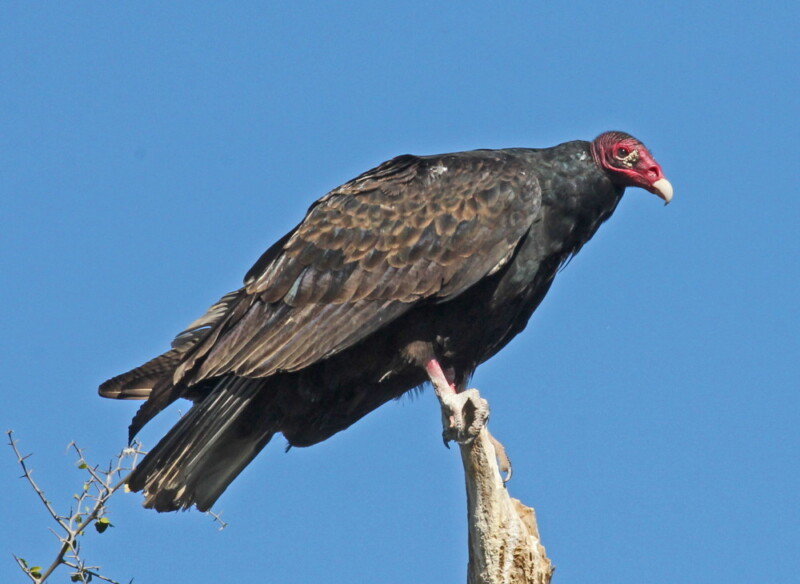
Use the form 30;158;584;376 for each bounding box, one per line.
175;151;541;386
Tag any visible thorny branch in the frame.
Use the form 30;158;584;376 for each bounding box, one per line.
7;430;144;584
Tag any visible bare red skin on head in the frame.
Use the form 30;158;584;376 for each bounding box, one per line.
590;131;666;195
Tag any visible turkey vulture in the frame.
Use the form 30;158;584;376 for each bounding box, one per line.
100;131;672;512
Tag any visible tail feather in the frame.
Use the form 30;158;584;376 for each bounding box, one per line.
127;376;277;512
99;290;243;401
99;349;184;400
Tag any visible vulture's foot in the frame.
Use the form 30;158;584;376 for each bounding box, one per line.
439;388;490;446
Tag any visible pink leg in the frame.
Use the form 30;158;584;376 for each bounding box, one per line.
425;358;489;446
425;360;512;478
425;359;457;398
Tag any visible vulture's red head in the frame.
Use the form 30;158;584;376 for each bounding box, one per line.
591;131;673;204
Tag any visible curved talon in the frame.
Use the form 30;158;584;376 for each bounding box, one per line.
487;430;513;482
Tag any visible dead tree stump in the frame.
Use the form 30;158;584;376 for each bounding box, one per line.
459;427;554;584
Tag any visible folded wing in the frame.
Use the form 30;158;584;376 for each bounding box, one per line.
178;151;541;383
107;150;542;436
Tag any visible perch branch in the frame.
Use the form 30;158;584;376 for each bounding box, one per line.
459;424;554;584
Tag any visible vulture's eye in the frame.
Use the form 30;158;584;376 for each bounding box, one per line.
616;148;629;159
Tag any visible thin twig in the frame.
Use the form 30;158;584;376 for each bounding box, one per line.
12;555;38;583
206;509;229;531
62;560;124;584
7;429;143;583
8;431;70;532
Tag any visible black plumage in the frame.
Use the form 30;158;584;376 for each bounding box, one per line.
100;132;672;511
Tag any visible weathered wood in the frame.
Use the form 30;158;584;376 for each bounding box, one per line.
460;427;554;584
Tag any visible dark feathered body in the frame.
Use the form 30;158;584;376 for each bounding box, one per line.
101;139;631;511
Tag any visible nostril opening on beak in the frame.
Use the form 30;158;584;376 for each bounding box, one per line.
648;166;662;180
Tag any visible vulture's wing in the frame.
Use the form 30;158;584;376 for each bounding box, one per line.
173;151;541;384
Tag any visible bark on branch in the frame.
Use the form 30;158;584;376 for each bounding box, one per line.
459;427;554;584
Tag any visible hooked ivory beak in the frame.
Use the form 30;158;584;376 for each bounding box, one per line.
652;178;674;205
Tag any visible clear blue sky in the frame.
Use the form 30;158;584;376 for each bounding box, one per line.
2;3;798;583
